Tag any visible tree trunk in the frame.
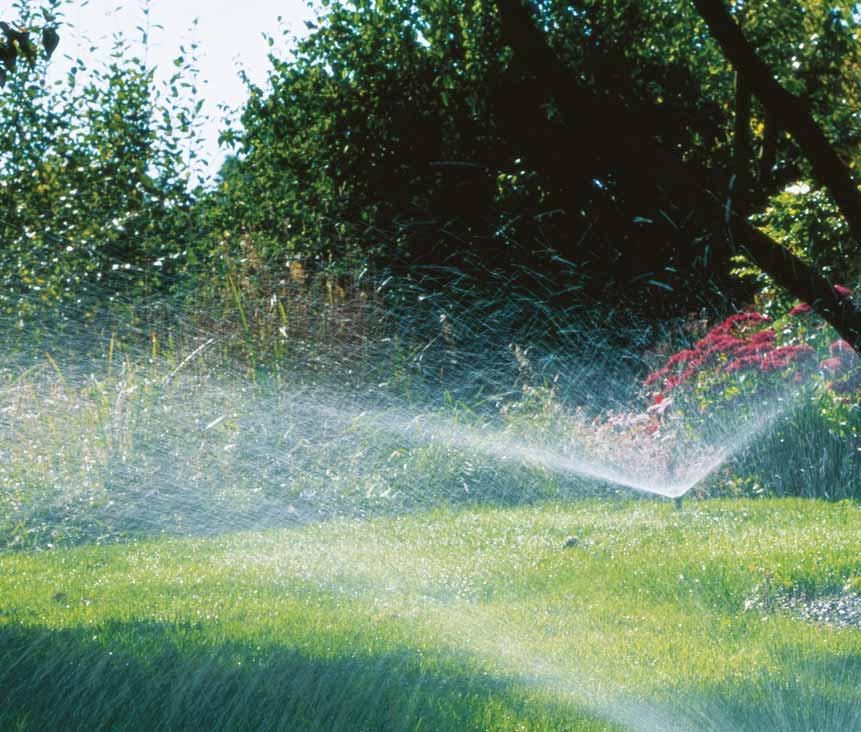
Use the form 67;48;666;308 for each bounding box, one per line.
692;0;861;245
494;0;861;351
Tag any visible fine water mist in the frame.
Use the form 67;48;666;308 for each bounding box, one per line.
0;270;818;546
3;272;858;732
326;395;791;499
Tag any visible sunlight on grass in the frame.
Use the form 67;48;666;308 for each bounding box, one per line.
2;499;859;730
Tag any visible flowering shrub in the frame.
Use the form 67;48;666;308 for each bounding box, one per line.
496;295;861;500
643;311;818;391
635;288;861;499
646;288;859;399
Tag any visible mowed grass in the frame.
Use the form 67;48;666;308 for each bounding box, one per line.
1;498;860;731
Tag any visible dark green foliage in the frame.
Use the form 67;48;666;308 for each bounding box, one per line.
214;0;502;271
212;0;861;315
6;0;861;320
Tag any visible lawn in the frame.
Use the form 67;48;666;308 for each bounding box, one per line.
1;498;859;731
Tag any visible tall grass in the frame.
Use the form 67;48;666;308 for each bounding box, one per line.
2;260;859;550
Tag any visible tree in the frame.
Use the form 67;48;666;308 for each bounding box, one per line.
215;0;759;315
216;0;861;331
691;0;861;351
0;9;59;87
493;0;861;351
215;0;507;273
0;1;206;329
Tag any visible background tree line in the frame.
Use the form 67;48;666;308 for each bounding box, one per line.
4;0;861;340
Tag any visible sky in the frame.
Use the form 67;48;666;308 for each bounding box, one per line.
36;0;317;177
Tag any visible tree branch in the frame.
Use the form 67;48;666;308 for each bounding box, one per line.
692;0;861;244
758;107;778;188
730;69;754;227
496;0;861;350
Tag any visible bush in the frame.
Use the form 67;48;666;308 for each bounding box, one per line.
0;1;205;337
636;292;861;499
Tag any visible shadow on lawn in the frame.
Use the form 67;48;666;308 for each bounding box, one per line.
682;650;861;732
617;649;861;732
0;619;615;732
3;618;858;732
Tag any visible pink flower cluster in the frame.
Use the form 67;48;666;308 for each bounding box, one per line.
645;311;815;391
820;339;855;371
727;342;815;374
819;339;861;395
788;302;812;316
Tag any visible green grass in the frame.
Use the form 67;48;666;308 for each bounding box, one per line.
1;498;860;731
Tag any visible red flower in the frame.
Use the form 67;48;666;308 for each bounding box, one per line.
779;344;814;358
819;357;845;372
734;341;774;358
835;284;853;299
696;334;743;355
653;394;665;404
665;374;684;390
665;349;697;368
724;343;814;374
830;339;853;354
789;302;812;316
709;312;771;337
751;329;777;343
644;371;663;386
724;355;763;374
644;311;772;390
765;344;814;368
